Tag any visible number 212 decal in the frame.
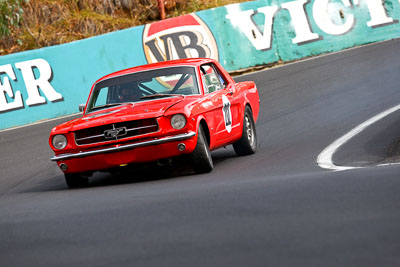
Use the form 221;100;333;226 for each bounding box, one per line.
222;95;232;133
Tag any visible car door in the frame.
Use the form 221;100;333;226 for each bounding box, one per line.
200;63;239;146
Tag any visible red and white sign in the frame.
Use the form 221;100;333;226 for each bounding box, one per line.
143;14;219;64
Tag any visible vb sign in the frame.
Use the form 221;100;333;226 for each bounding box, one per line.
143;14;219;63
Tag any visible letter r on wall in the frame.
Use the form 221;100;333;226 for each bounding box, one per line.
15;59;63;106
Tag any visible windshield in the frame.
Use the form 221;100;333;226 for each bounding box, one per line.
86;66;199;113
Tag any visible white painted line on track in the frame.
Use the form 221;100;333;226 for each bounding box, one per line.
376;162;400;167
317;103;400;171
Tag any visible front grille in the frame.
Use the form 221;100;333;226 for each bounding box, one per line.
75;118;159;145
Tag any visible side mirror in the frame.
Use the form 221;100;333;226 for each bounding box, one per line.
78;104;85;112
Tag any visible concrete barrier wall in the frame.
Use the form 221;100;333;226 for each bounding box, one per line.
1;0;399;130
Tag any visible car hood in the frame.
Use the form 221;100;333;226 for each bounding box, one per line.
52;97;184;133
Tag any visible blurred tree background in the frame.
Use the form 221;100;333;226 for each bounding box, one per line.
0;0;246;55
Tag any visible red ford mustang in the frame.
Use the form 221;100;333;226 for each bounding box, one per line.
49;58;259;187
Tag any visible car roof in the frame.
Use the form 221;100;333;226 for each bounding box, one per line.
95;58;215;84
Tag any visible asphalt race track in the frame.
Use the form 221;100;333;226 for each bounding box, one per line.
1;40;400;266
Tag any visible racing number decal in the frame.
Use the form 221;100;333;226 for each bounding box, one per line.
222;95;232;133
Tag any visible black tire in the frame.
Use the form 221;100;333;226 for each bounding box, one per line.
64;173;89;188
191;125;213;174
233;106;257;156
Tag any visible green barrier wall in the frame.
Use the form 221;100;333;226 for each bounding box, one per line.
1;0;399;130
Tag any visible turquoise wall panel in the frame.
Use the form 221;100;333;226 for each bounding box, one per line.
197;0;280;71
0;26;146;129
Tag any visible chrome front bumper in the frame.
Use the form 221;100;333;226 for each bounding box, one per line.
51;131;196;161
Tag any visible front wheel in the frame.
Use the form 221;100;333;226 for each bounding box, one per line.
233;106;257;156
190;125;213;174
64;173;89;188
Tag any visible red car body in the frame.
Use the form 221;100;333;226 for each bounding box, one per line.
49;58;259;187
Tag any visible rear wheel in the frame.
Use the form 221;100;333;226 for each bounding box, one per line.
233;106;257;156
191;125;213;174
64;173;89;188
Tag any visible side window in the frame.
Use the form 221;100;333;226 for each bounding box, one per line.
213;66;228;89
200;64;224;94
94;87;108;106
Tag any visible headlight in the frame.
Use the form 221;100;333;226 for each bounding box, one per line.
171;114;186;130
52;134;67;150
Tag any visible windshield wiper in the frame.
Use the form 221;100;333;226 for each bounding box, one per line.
90;103;124;111
139;94;183;100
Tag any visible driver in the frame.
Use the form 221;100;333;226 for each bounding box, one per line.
118;82;141;102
